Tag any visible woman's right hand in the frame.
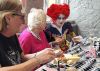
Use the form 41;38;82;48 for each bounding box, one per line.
54;36;65;45
35;48;63;65
35;48;56;64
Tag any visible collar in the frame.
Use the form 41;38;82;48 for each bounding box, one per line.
28;28;41;40
51;23;63;35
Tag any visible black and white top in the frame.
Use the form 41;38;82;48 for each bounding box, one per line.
0;34;22;67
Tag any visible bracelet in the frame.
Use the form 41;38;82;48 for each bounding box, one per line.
34;53;37;57
33;53;41;65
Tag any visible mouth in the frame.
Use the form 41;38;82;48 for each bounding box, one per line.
59;22;62;24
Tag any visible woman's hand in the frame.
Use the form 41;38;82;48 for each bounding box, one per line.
72;36;83;43
54;29;68;45
35;48;63;65
54;36;65;45
35;48;56;64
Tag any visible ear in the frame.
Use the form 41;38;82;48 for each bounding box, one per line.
4;14;12;24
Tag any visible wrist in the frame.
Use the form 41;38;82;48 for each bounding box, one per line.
32;53;42;65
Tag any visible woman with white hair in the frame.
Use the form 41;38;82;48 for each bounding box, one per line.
19;8;50;54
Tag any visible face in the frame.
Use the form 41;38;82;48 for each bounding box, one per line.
38;20;46;32
55;14;66;28
7;11;25;33
37;15;46;32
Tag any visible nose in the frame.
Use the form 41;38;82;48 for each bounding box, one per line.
59;19;63;22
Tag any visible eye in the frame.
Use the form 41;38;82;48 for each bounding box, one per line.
12;13;24;19
57;17;65;20
12;13;23;16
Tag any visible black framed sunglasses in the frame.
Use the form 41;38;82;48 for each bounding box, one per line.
12;13;24;18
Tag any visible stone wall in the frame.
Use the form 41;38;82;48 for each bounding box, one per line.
68;0;100;37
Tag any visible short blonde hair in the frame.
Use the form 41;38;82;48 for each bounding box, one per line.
28;8;46;31
0;0;22;32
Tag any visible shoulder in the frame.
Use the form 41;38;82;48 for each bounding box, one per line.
19;28;32;38
19;32;33;43
63;22;72;29
46;22;52;28
64;22;72;26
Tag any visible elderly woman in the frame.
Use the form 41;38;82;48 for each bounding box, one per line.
19;8;51;54
0;0;59;71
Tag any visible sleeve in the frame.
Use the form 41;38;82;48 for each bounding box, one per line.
44;23;55;42
66;22;73;33
63;22;76;40
19;36;32;54
67;23;76;37
42;32;51;48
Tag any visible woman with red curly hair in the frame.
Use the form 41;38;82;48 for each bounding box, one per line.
45;3;76;44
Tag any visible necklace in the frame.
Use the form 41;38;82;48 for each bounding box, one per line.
28;29;41;40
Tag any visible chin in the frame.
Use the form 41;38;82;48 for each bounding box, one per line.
16;30;20;33
58;25;62;28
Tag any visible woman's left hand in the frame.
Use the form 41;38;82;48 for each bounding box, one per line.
72;36;83;43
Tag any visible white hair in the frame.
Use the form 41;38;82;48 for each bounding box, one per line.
28;8;46;30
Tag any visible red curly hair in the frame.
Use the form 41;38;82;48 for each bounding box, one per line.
47;3;70;21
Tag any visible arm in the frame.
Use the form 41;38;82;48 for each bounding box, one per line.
20;52;38;62
0;48;56;71
0;57;41;71
61;22;76;41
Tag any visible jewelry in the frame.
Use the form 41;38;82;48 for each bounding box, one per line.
28;28;41;40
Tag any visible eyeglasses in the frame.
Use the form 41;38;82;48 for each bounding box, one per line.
12;13;24;18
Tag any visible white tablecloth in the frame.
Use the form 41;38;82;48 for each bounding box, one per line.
35;65;58;71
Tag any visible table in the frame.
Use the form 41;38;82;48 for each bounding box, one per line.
35;65;58;71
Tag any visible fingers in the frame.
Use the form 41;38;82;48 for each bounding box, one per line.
43;48;55;56
72;36;82;43
64;29;68;34
35;48;56;64
45;48;55;55
37;48;64;64
54;50;63;57
44;48;63;58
